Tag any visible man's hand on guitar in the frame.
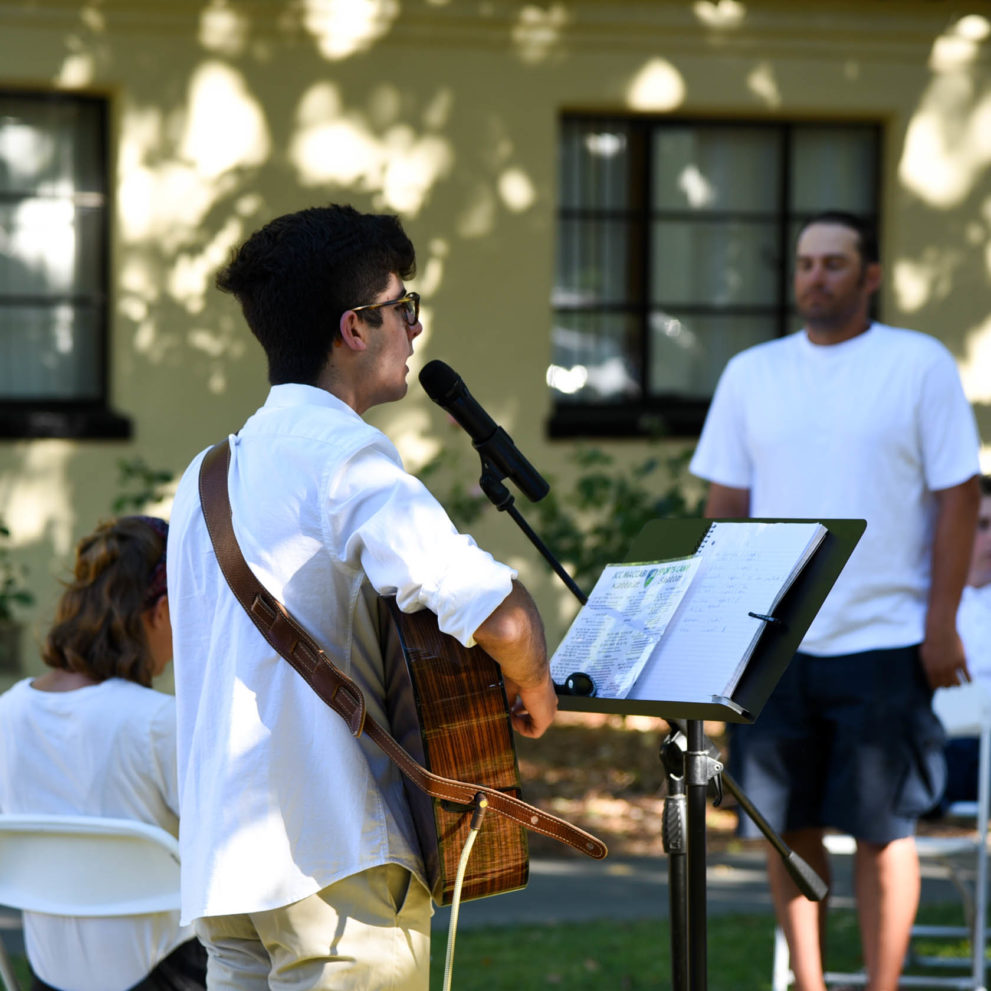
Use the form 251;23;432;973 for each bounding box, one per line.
473;581;556;739
502;675;558;738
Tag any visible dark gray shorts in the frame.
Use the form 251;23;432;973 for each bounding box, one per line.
729;645;946;843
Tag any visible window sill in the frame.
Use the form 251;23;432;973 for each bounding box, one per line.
0;405;133;440
547;399;709;440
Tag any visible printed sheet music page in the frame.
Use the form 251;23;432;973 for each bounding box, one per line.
549;557;700;699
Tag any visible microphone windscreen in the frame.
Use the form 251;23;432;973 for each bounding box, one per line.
418;360;462;404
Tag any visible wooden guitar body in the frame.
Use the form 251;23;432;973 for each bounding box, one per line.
380;596;529;906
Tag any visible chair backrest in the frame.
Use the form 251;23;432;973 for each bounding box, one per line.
0;814;180;916
932;680;991;739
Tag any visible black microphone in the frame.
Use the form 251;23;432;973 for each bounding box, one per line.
419;360;550;503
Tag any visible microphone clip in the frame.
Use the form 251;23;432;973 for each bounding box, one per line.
478;453;516;512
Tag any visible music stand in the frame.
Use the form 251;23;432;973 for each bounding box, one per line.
555;517;866;991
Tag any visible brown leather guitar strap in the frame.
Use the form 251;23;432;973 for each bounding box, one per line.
198;440;607;861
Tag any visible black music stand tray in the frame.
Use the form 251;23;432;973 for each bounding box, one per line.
555;517;866;991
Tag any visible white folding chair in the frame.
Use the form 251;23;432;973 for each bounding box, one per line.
771;680;991;991
0;814;181;991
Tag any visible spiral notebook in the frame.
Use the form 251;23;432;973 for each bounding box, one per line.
626;520;828;704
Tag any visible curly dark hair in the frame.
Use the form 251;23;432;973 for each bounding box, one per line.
41;516;168;688
216;203;417;385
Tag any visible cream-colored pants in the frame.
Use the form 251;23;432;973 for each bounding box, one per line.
194;864;431;991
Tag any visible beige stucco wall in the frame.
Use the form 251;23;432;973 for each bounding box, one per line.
0;0;988;680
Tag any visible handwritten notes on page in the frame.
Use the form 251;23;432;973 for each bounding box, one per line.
629;521;827;703
549;557;700;700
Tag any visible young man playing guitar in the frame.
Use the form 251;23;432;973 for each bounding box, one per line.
167;204;556;991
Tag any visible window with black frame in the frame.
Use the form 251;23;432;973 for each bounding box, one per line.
548;116;880;438
0;91;129;439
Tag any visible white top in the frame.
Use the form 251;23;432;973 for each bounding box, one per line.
691;324;980;655
0;677;191;991
168;384;516;923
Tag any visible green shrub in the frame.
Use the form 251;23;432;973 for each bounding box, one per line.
418;442;704;591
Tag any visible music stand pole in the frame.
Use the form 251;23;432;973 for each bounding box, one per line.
661;732;689;991
686;719;711;991
666;717;829;904
662;718;722;991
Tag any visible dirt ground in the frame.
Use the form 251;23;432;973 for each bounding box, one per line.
514;711;739;858
513;710;969;860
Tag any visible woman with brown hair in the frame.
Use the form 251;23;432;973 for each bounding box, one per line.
0;516;205;991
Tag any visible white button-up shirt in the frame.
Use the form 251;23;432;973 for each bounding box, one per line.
168;384;515;923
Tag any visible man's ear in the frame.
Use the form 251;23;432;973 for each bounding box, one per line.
864;261;882;295
338;310;368;352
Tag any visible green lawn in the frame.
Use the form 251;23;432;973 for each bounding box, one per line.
4;904;977;990
427;903;976;991
431;913;774;990
6;952;30;987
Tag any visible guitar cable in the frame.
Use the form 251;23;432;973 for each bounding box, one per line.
442;794;489;991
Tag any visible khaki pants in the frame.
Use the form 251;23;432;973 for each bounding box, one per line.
194;865;431;991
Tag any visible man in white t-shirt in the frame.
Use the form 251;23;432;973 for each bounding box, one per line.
168;205;556;991
690;211;980;991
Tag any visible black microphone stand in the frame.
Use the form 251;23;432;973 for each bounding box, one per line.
471;453;828;991
476;460;587;605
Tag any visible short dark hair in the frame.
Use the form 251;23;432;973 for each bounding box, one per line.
797;210;879;266
42;516;169;688
216;204;417;385
980;474;991;498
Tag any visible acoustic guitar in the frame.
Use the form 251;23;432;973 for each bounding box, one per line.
380;596;529;906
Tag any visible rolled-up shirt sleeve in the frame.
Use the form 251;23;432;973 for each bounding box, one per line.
332;441;516;647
